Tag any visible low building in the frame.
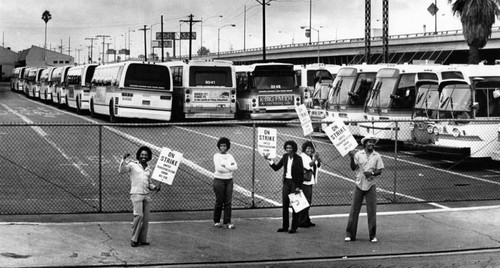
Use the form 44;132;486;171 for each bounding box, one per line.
18;45;74;67
0;46;18;81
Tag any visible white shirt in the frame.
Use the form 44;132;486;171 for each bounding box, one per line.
301;153;318;185
213;153;237;179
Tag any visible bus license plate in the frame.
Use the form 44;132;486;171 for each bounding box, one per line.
258;95;294;106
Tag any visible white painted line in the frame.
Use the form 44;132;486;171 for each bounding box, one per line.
1;103;94;185
3;204;500;226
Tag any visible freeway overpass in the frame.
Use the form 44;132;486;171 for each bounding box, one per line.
200;27;500;65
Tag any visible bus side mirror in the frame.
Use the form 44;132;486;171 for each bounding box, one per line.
471;102;479;110
493;89;500;98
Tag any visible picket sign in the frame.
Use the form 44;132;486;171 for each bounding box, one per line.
295;104;314;136
322;120;358;157
151;147;183;185
257;127;277;158
288;190;310;212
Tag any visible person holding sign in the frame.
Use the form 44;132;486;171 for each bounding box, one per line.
345;134;384;243
299;141;322;228
213;137;238;229
119;146;161;247
264;140;304;234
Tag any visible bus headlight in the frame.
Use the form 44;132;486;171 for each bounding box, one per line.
186;98;190;103
252;103;256;107
252;98;256;103
452;128;460;137
186;89;191;94
427;125;434;134
433;127;439;135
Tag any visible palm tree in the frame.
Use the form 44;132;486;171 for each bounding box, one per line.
41;10;52;61
450;0;500;64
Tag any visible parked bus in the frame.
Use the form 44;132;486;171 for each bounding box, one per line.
25;67;45;98
294;64;339;108
89;62;173;122
235;63;301;119
17;67;30;94
66;64;98;114
10;67;26;91
161;60;236;120
425;65;500;160
51;66;72;107
408;66;465;146
39;67;56;102
359;64;440;141
316;64;384;135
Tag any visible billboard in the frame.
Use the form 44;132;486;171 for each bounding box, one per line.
152;40;173;48
156;32;176;40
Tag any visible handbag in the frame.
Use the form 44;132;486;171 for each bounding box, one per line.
303;169;313;181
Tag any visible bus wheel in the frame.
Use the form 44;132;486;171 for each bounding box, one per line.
76;96;82;114
90;100;96;118
109;101;118;123
65;96;69;109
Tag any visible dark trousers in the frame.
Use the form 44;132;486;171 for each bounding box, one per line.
282;179;299;230
213;178;233;224
346;185;377;240
298;184;313;225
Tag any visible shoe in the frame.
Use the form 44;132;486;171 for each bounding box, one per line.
277;228;288;232
214;222;223;228
344;237;351;242
226;224;235;229
139;242;150;246
371;237;378;243
308;222;316;227
288;229;297;234
131;241;139;247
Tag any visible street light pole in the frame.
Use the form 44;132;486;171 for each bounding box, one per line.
96;35;110;64
217;24;235;58
200;15;222;58
300;26;322;63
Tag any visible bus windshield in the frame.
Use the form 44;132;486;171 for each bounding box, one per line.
329;76;354;105
366;77;397;108
189;66;232;87
438;84;471;119
124;64;171;90
413;83;439;118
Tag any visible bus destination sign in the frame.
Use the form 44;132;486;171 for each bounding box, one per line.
258;95;294;106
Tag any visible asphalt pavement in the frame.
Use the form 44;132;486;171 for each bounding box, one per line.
1;201;500;267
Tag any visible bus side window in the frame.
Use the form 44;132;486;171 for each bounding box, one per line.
236;73;248;91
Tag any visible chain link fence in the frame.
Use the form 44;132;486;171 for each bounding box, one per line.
1;119;500;215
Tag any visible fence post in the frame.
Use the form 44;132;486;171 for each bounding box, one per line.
99;125;103;213
393;121;398;202
251;122;256;208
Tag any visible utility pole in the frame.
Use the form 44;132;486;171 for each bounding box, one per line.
364;0;371;64
96;35;110;64
161;15;164;62
256;0;271;61
180;14;201;60
76;47;82;65
138;25;150;61
104;42;112;63
85;37;96;63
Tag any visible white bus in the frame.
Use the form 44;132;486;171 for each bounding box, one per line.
10;67;26;91
66;64;98;114
89;62;173;122
235;63;301;119
317;64;384;135
161;60;236;120
51;66;72;107
294;64;339;108
408;66;465;146
359;64;440;141
425;65;500;160
39;67;56;102
25;67;45;98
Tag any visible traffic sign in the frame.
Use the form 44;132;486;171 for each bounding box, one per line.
180;32;196;40
156;32;176;40
152;40;173;48
427;3;439;16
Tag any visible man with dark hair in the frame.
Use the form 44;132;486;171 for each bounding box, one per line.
345;133;384;243
264;140;304;234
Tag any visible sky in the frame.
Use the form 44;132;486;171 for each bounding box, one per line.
0;0;476;63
